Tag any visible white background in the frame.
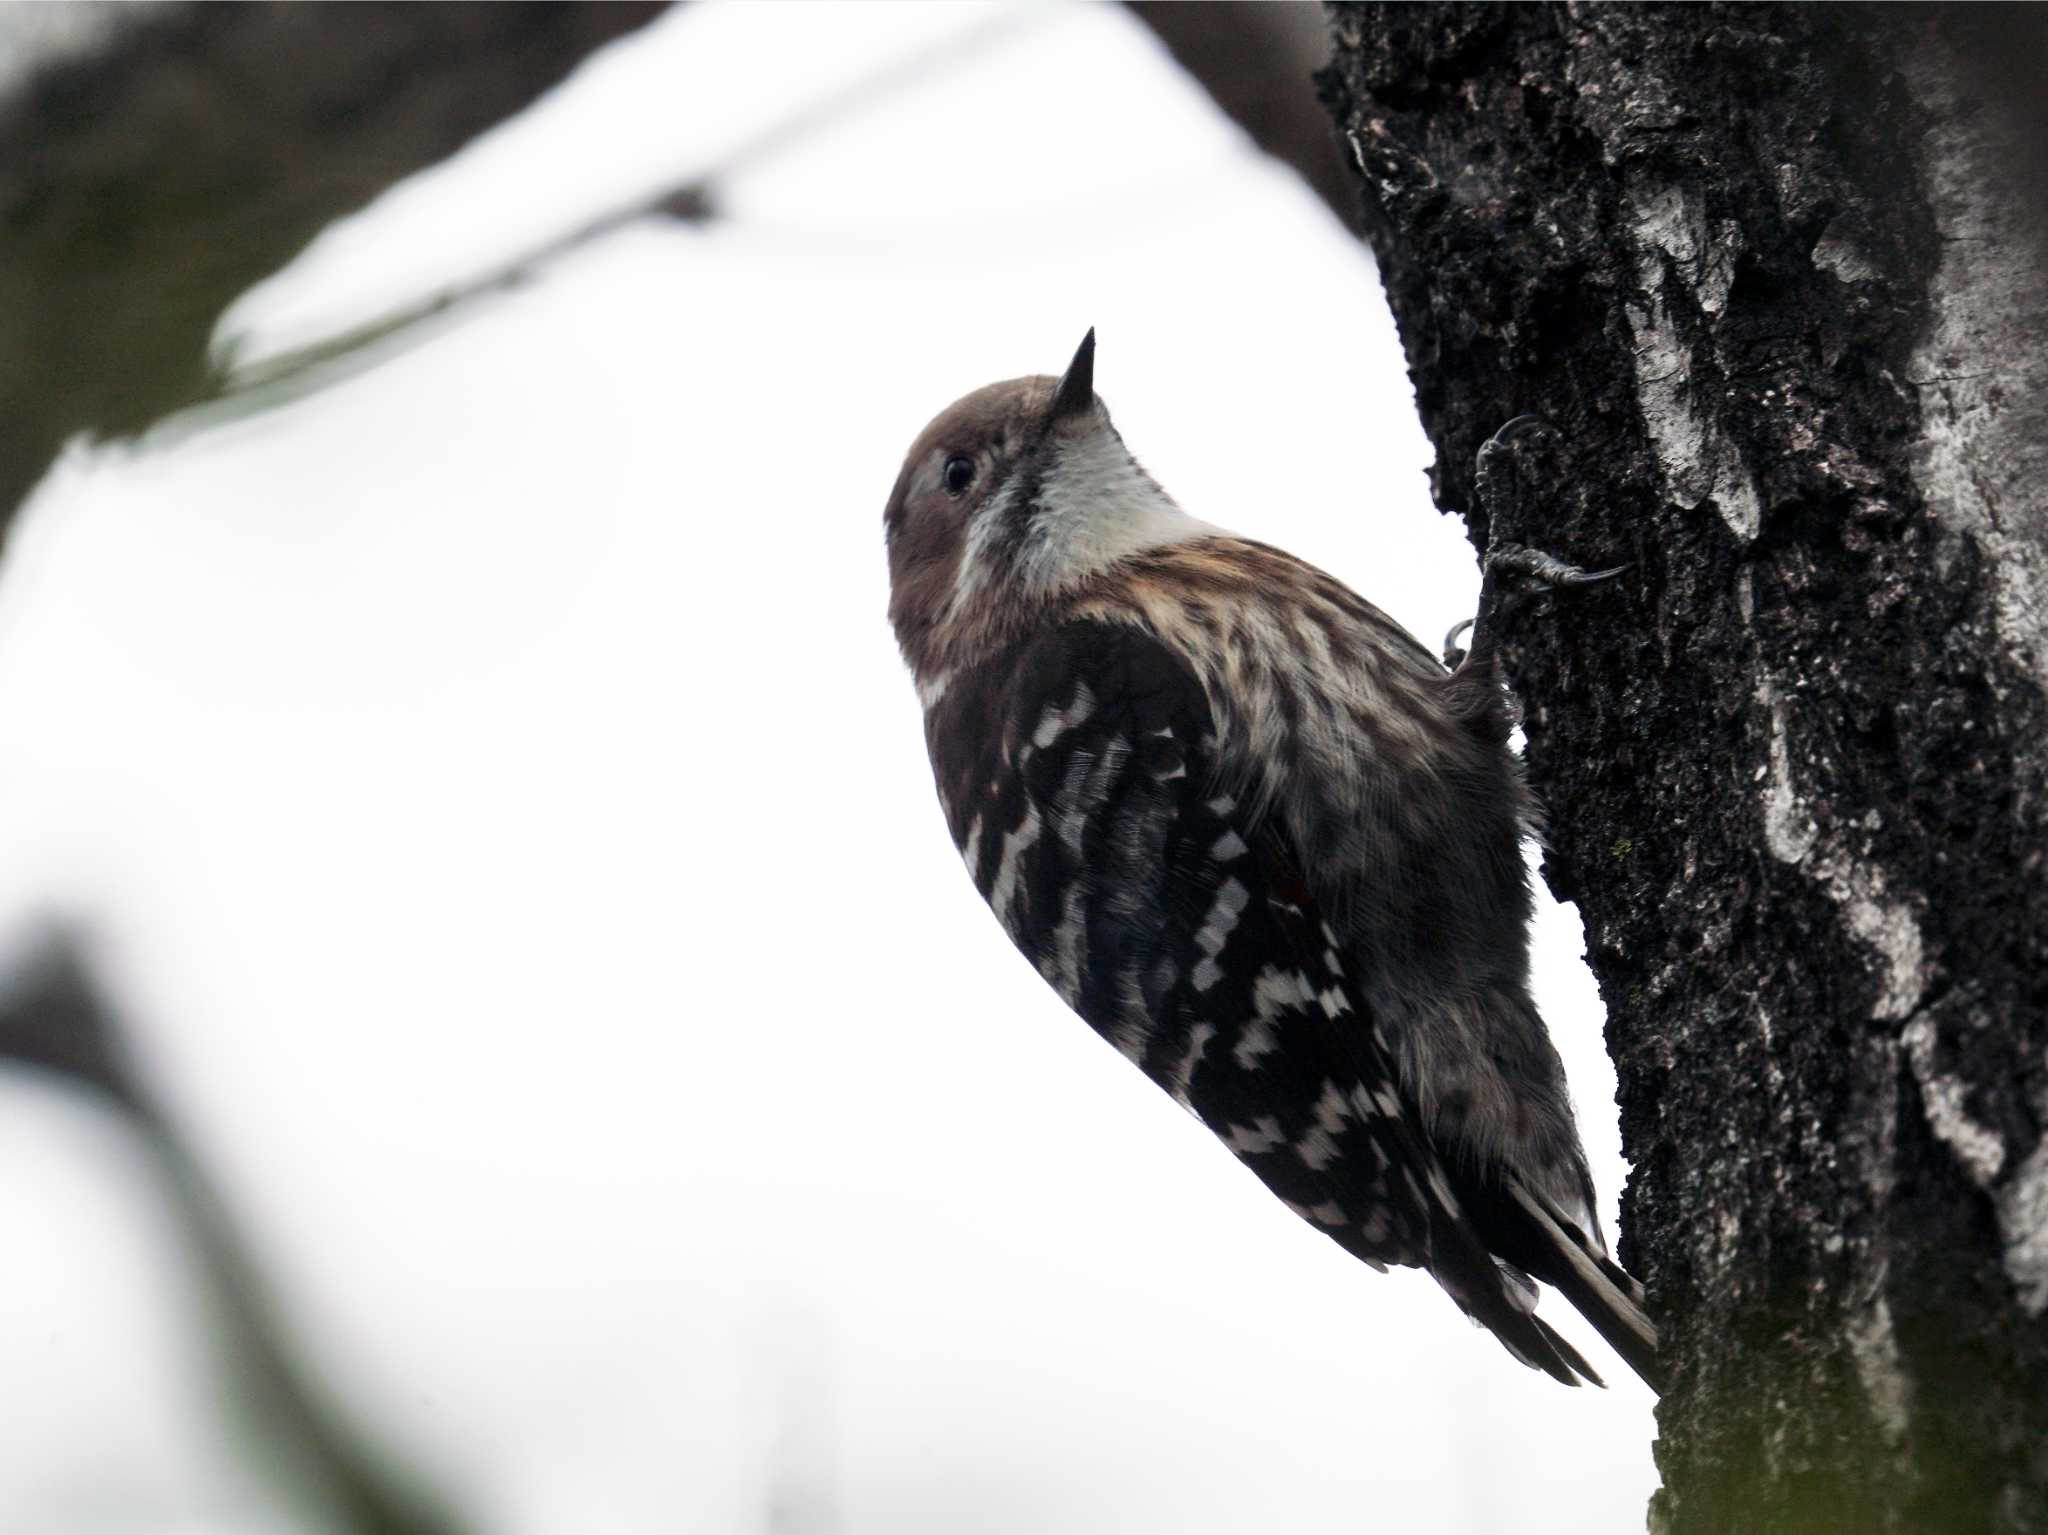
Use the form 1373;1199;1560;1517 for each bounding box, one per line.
0;6;1656;1531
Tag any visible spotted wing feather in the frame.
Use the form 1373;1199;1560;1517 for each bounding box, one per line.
925;619;1599;1385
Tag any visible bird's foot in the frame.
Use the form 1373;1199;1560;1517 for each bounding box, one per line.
1475;415;1628;591
1445;547;1628;668
1473;413;1554;519
1486;542;1631;593
1443;415;1628;671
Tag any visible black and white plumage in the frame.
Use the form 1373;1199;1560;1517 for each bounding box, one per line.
883;333;1660;1391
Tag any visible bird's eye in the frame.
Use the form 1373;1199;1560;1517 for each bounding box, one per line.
942;455;976;496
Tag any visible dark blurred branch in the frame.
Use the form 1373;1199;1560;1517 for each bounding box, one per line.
0;936;473;1535
0;0;1378;526
148;183;715;449
1125;2;1363;238
0;0;667;527
156;8;1038;445
0;934;139;1106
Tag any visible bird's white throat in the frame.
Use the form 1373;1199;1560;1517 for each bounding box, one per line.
1017;423;1222;592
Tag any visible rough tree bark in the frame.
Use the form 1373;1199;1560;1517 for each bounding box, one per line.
1319;7;2047;1532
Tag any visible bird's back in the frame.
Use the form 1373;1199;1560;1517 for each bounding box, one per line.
1065;537;1598;1238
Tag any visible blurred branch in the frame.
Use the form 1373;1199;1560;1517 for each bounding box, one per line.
1123;2;1364;239
0;935;474;1535
154;8;1039;446
0;0;668;527
32;4;1359;462
146;182;716;450
0;0;1370;500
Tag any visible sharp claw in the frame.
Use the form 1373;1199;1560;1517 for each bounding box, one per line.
1488;544;1630;593
1554;561;1631;589
1442;617;1476;670
1488;413;1551;446
1474;417;1559;520
1463;424;1621;662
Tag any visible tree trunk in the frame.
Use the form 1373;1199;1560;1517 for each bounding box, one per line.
1318;6;2048;1531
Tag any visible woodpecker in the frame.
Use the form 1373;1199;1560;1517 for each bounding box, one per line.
883;332;1659;1391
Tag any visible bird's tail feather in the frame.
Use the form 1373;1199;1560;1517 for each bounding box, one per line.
1426;1209;1605;1388
1508;1179;1665;1394
1438;1265;1604;1387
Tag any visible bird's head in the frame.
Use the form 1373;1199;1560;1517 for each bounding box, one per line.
883;331;1209;683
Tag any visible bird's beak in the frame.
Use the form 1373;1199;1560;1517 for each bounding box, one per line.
1048;328;1097;422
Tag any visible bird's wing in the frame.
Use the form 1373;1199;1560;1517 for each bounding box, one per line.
946;616;1601;1386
